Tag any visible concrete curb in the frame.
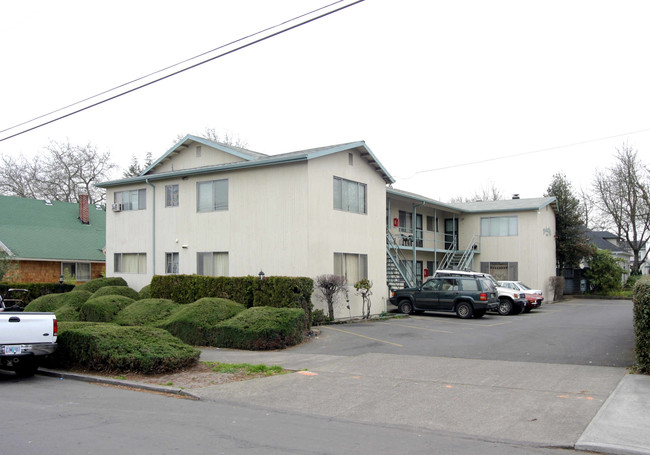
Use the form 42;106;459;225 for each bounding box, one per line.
38;368;199;400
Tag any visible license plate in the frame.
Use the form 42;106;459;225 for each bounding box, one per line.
4;346;21;355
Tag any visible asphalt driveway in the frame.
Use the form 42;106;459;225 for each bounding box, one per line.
292;299;635;367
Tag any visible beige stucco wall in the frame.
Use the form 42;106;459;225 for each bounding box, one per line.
105;147;388;319
306;151;388;319
459;205;556;300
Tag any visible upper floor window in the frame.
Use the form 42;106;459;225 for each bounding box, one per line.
333;177;366;214
481;216;518;237
165;184;179;207
114;189;146;211
197;179;228;212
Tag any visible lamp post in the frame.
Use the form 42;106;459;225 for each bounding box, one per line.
258;270;265;280
58;274;64;293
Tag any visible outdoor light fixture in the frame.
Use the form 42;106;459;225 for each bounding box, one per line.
59;275;64;284
258;270;265;280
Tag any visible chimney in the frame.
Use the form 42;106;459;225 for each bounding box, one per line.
79;191;90;224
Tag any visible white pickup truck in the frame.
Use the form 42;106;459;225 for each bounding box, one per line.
0;290;58;377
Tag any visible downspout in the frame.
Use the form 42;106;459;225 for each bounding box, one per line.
434;208;438;270
145;179;156;275
412;201;425;284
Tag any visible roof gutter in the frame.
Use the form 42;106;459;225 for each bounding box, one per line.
145;179;156;275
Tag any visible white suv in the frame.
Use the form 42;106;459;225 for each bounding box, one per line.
432;270;527;315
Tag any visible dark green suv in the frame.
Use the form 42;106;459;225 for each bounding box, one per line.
389;276;498;319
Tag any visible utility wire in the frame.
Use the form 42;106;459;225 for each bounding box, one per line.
0;0;364;143
393;127;650;180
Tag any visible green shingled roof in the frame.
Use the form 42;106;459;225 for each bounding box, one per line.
0;195;106;262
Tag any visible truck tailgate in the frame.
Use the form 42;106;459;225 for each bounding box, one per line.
0;313;57;345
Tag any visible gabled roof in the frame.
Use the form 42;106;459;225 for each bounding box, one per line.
585;230;631;255
97;138;394;187
387;188;463;213
447;197;558;214
0;195;106;262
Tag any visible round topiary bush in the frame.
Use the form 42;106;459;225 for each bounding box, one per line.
24;293;66;312
74;277;128;293
91;286;140;300
211;306;307;350
113;299;181;326
79;295;135;322
156;298;246;346
47;322;199;374
55;304;81;322
138;284;152;300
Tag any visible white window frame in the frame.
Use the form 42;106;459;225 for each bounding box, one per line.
165;184;179;207
165;252;179;274
333;252;368;283
114;189;146;211
196;252;229;276
114;253;147;274
61;262;91;281
480;216;518;237
197;179;228;212
333;177;366;214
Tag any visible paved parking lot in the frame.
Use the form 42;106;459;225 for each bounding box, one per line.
294;299;635;367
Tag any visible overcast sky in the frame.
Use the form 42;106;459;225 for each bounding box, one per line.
2;0;649;202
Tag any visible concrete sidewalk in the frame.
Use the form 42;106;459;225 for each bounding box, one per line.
197;348;646;453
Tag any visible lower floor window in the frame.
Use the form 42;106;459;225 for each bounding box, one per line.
197;252;229;276
114;253;146;274
334;252;368;283
480;261;518;281
61;262;91;281
166;252;179;274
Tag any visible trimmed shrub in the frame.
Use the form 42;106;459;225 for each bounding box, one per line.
74;277;128;293
91;285;140;300
113;299;181;326
24;293;65;312
211;306;307;350
138;284;152;300
80;295;135;322
156;298;246;346
151;275;255;305
47;322;199;374
633;279;650;373
55;304;81;322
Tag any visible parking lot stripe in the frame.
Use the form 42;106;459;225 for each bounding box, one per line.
324;326;404;347
387;321;454;334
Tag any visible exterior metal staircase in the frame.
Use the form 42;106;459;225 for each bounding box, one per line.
386;232;415;291
438;235;479;271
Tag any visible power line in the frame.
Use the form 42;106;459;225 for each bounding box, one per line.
393;127;650;180
0;0;364;143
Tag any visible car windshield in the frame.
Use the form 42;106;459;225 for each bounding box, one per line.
485;274;500;287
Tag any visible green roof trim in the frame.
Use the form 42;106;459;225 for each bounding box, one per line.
0;195;106;262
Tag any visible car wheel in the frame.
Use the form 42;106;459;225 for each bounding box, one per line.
398;300;413;315
523;307;531;313
474;309;486;318
456;302;473;319
498;298;513;316
14;358;38;378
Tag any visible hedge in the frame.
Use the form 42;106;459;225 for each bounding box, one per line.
79;295;135;322
633;279;650;373
155;298;246;346
150;275;313;326
46;322;199;374
113;299;181;326
74;277;128;293
24;290;92;312
91;285;140;300
211;306;307;350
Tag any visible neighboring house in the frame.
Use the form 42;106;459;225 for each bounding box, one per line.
585;230;635;284
96;135;559;319
0;194;106;283
386;190;557;301
96;135;393;319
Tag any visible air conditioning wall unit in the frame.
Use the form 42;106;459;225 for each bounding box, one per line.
111;203;122;212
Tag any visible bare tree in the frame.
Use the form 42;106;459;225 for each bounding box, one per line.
449;183;504;203
593;143;650;274
314;274;347;320
0;140;116;204
174;127;249;149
